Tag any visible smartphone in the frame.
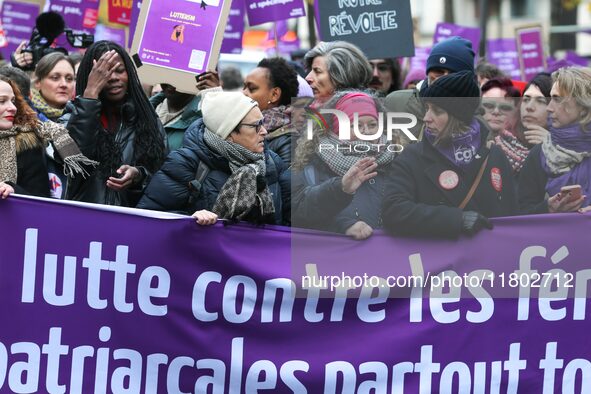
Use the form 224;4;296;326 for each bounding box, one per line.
560;185;582;202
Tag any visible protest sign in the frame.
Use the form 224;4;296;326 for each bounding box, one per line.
131;0;232;94
127;0;142;49
487;38;521;79
221;0;245;54
516;25;546;82
94;24;127;49
0;0;43;60
108;0;133;25
245;0;305;26
407;46;430;71
315;0;414;59
433;22;480;58
49;0;99;52
2;195;591;392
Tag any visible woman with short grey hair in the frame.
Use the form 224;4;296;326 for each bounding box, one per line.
304;41;372;106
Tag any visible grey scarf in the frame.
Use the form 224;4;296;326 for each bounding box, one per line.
203;129;275;221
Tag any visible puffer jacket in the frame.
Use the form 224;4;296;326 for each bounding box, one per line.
137;119;291;226
59;97;166;207
150;92;202;151
292;155;393;234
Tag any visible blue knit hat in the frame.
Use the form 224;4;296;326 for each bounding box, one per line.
426;36;475;74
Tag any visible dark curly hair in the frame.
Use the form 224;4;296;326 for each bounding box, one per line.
75;41;165;175
0;75;37;129
257;57;299;106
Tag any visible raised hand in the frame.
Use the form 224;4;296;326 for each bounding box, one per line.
341;157;378;195
84;50;121;99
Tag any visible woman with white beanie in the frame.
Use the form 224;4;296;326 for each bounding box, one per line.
137;92;291;226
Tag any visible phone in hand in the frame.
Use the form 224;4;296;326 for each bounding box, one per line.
560;185;582;202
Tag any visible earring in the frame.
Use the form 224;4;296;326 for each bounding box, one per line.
267;100;272;104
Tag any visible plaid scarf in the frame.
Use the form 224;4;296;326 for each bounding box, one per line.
203;129;275;221
316;133;395;176
0;121;97;185
30;89;66;120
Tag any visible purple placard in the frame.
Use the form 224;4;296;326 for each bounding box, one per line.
137;0;226;74
220;0;245;54
487;38;521;79
2;196;591;392
408;46;431;71
565;51;589;67
128;0;142;49
49;0;99;52
245;0;305;26
94;24;126;49
517;27;546;82
433;22;480;58
0;1;41;60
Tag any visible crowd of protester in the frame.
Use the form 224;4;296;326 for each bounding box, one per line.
1;35;590;240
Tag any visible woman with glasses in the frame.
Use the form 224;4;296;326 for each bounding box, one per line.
519;67;591;214
481;78;527;173
138;92;291;226
292;91;398;240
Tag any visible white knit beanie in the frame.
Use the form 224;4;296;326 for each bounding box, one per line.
202;92;258;140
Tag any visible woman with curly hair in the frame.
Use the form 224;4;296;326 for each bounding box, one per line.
0;75;95;198
292;91;399;240
242;57;300;165
60;41;167;206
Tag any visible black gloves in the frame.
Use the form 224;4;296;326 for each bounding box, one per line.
461;211;493;235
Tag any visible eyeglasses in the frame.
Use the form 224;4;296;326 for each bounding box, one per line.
482;101;515;113
237;119;264;134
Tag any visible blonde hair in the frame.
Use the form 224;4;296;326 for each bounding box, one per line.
552;67;591;127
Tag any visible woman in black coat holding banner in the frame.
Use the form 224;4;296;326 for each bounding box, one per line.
382;71;518;239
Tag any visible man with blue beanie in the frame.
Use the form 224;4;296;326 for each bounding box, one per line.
384;36;476;140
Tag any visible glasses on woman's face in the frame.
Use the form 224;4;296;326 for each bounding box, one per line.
237;119;264;134
482;101;515;113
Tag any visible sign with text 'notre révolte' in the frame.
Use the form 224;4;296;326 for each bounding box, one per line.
315;0;414;59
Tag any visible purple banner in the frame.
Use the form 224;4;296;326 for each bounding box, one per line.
94;24;126;49
128;0;142;49
487;38;521;80
0;1;41;61
245;0;305;26
137;0;226;74
517;27;546;82
433;22;480;58
408;46;431;72
220;0;245;55
565;51;589;67
2;196;591;391
49;0;99;52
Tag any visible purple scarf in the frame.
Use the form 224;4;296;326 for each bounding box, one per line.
542;123;591;205
425;120;481;169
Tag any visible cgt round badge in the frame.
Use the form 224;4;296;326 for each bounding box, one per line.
439;170;459;190
490;167;502;192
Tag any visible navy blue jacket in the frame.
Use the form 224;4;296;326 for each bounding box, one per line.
137;119;291;226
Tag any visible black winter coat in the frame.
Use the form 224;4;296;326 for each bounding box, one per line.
8;146;51;198
293;156;392;234
267;128;297;166
137;119;291;226
382;123;518;238
518;145;551;214
60;97;166;207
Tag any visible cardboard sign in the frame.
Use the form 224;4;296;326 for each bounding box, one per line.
108;0;133;25
0;0;43;60
516;25;546;82
220;0;245;54
315;0;414;59
245;0;305;26
433;22;480;58
487;38;521;79
128;0;142;49
131;0;232;94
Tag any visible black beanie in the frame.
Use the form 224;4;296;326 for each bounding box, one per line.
426;36;475;74
420;70;481;124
